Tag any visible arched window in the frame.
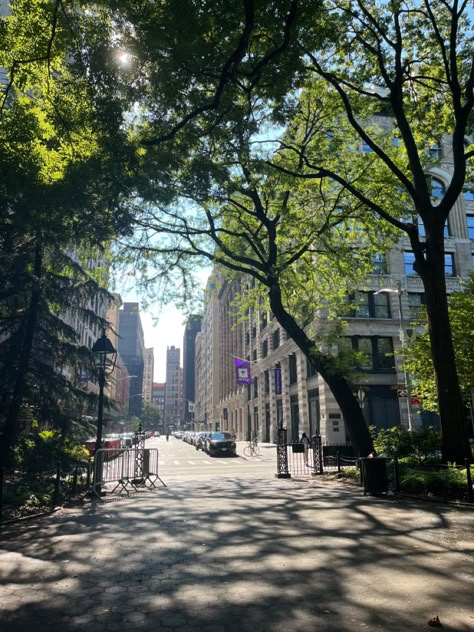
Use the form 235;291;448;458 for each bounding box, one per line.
430;178;445;199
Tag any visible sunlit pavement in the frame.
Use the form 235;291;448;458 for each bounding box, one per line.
1;463;473;631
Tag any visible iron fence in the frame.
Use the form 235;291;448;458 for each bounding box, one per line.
276;429;323;478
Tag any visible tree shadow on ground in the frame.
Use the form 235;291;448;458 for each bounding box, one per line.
0;477;473;632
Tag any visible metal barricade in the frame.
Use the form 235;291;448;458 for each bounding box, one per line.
93;448;165;498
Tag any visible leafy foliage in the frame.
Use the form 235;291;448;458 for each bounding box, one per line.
370;425;441;463
403;277;474;412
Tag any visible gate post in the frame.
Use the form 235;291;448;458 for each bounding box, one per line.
275;427;291;479
311;434;323;475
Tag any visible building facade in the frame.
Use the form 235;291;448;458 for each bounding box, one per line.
182;315;202;426
117;302;145;418
143;347;154;403
164;346;181;430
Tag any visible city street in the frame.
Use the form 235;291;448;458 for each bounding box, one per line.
150;436;277;482
1;458;473;632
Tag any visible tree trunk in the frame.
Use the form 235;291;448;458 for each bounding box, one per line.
268;282;373;457
416;231;470;463
0;242;42;471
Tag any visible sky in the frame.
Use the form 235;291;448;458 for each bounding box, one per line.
117;267;211;383
139;304;187;382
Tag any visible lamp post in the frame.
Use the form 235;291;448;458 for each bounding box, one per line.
91;330;117;490
375;282;414;431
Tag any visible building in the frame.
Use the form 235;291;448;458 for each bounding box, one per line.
151;382;166;422
195;276;220;431
182;315;202;425
164;346;181;430
143;348;154;402
117;303;145;418
197;134;474;444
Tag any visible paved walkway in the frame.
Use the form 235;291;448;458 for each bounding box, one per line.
0;477;473;631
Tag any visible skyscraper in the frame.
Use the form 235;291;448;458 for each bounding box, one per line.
117;303;145;418
143;348;154;402
182;315;202;425
164;346;181;430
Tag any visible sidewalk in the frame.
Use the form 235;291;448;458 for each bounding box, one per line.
1;477;473;632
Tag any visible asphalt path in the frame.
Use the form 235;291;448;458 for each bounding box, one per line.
149;436;277;482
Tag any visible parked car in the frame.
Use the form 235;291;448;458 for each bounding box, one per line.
195;432;209;451
204;432;237;457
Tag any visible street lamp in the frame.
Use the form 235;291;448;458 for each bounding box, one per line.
374;282;414;431
91;330;117;489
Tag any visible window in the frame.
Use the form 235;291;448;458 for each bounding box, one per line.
428;143;441;160
264;370;270;394
353;291;370;318
260;312;267;330
252;349;257;362
463;184;474;201
261;339;268;358
351;337;395;371
430;177;445;203
375;337;394;369
371;253;387;274
289;354;298;384
404;251;417;275
417;215;449;237
253;377;258;398
467;215;474;239
307;356;317;378
252;326;257;339
408;293;426;319
373;292;391;318
346;291;390;319
272;328;280;350
444;253;455;277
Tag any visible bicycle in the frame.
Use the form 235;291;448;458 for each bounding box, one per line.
243;437;261;457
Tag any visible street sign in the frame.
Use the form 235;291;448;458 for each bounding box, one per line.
397;389;407;397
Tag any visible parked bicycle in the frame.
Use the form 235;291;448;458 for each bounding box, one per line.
243;436;261;457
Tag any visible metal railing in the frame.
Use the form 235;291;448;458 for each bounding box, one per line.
93;448;165;498
276;429;323;478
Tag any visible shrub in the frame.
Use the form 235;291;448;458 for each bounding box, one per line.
400;465;469;498
370;426;441;463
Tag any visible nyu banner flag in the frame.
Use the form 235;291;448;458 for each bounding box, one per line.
234;357;252;385
274;367;282;395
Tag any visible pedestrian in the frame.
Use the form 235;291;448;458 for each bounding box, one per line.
166;432;169;442
301;432;311;466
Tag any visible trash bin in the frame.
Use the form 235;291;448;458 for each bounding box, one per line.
359;457;388;495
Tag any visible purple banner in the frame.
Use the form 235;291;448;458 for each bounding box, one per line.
274;367;282;395
234;357;252;385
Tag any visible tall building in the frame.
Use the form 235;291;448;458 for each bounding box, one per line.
164;346;181;429
182;315;202;425
117;303;145;418
195;276;221;431
143;348;154;402
152;382;166;423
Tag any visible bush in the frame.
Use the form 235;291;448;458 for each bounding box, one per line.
400;465;469;498
370;426;441;463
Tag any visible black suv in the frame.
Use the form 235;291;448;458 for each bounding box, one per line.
205;432;237;457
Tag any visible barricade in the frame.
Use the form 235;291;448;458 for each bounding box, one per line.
93;448;165;498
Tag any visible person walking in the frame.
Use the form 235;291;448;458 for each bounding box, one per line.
301;432;311;466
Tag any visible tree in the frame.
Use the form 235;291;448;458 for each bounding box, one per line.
403;276;474;416
141;401;161;432
0;0;135;470
78;1;473;461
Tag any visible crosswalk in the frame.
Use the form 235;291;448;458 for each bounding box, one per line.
160;458;243;466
